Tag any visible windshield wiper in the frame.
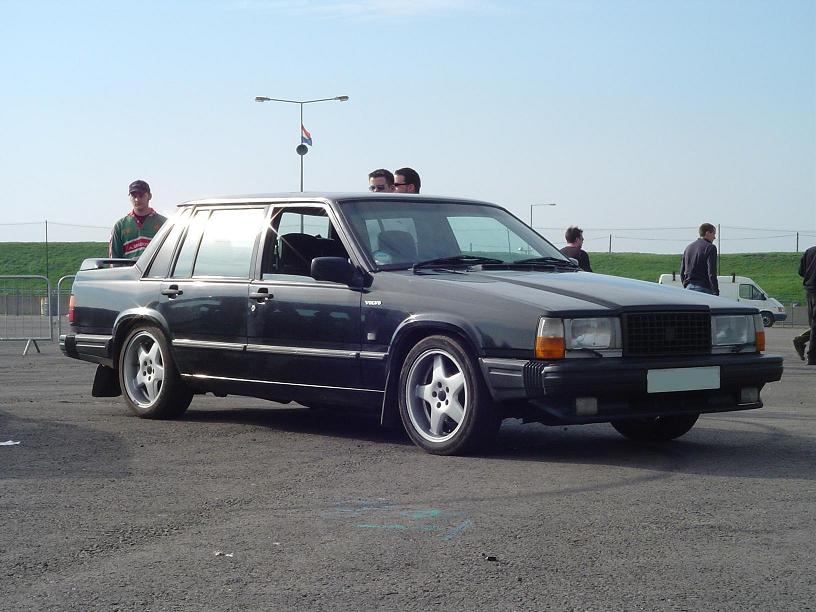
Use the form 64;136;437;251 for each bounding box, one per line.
412;255;505;272
511;256;577;268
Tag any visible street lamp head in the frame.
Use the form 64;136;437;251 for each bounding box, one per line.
255;96;271;102
336;96;349;102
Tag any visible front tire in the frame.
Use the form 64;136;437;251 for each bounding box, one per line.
611;414;699;442
760;312;774;327
118;325;193;419
398;335;499;455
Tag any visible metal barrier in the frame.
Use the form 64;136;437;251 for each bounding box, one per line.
0;275;52;354
56;275;75;338
782;303;810;328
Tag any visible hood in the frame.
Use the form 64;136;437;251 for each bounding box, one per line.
409;269;756;316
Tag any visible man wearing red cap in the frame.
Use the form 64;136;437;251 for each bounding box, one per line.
109;179;167;259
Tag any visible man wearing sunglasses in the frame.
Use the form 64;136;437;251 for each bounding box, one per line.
109;179;167;259
368;168;395;193
393;167;421;193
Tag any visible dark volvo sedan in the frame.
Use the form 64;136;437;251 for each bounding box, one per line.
61;193;783;454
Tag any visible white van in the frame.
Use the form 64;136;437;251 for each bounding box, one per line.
657;273;787;327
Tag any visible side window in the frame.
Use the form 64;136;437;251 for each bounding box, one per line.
192;208;266;278
262;207;348;279
145;209;191;278
278;210;330;238
172;210;210;278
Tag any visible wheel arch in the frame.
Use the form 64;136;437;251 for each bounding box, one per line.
379;316;483;428
111;309;172;369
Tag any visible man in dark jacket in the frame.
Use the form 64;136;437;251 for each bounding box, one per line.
793;244;816;365
560;226;592;272
681;223;719;295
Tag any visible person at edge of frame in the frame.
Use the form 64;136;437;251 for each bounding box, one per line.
793;243;816;365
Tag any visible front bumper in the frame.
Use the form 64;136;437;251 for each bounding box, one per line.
480;353;784;424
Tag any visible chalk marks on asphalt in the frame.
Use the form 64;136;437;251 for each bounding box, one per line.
324;499;472;541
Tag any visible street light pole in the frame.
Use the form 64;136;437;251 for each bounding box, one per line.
529;202;556;227
254;95;349;191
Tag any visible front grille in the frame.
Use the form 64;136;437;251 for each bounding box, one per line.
623;311;710;357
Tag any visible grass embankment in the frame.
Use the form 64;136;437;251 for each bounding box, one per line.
0;243;807;304
0;242;107;288
590;252;804;304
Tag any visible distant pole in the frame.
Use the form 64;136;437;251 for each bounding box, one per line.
608;234;612;253
796;232;799;252
254;94;349;192
529;202;556;228
299;102;304;191
45;220;49;283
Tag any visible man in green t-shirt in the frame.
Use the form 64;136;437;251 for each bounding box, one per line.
109;179;167;259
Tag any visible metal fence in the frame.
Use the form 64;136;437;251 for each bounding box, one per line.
0;275;53;354
783;303;810;327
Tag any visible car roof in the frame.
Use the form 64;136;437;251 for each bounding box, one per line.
178;192;499;208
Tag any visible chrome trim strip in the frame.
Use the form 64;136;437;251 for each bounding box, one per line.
75;334;112;344
172;339;388;360
480;358;526;376
172;339;245;352
246;344;357;358
181;373;383;393
246;344;388;360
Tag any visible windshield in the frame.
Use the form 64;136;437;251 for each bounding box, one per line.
340;199;569;269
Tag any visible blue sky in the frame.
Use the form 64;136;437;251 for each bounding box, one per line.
1;0;814;253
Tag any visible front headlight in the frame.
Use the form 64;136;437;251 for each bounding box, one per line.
565;317;622;350
711;314;760;352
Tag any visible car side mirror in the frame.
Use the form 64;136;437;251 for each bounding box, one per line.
311;257;355;285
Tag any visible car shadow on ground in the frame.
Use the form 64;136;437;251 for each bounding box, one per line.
178;402;815;480
181;404;413;447
489;412;816;480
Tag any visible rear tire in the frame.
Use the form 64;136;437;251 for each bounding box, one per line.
118;325;193;419
398;335;500;455
611;414;699;442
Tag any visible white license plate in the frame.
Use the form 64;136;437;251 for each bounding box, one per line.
647;366;720;393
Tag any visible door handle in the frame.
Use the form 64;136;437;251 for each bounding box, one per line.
161;285;183;298
249;288;272;301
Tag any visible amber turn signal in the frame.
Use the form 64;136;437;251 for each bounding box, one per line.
535;317;565;359
535;336;565;360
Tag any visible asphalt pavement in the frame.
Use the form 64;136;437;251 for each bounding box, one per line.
1;326;813;611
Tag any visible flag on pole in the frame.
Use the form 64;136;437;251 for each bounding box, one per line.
301;124;312;146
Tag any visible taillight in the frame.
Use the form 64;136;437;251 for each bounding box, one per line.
753;314;765;353
67;295;76;323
